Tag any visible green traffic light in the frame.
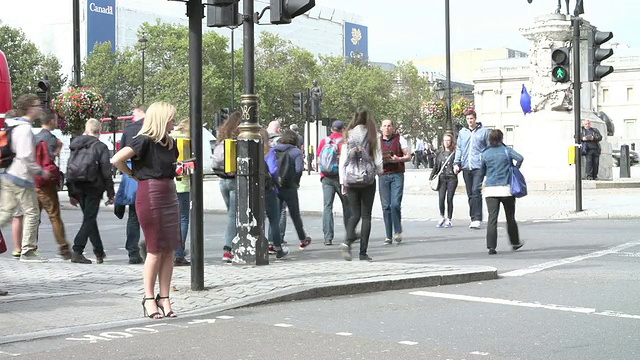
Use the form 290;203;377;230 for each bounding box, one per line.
555;68;566;79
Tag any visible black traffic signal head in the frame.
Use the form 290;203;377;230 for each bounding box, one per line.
37;79;50;93
207;0;241;27
588;30;614;82
293;92;303;114
270;0;316;25
551;47;570;83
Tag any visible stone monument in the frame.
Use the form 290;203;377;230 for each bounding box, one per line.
515;13;612;183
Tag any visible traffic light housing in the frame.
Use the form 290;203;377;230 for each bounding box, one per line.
36;78;51;109
270;0;316;25
293;92;303;114
551;47;570;83
588;30;614;82
206;0;241;27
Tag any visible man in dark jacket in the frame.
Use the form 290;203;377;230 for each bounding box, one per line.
118;105;145;263
67;119;115;264
581;119;603;180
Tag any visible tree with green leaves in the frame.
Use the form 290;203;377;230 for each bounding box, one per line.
316;55;395;125
0;22;66;103
388;61;433;140
83;21;235;127
255;32;318;128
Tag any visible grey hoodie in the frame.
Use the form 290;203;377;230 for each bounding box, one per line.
2;117;43;188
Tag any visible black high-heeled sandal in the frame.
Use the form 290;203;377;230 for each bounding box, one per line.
142;297;163;319
155;294;177;318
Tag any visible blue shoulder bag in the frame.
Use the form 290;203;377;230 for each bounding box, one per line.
504;147;527;198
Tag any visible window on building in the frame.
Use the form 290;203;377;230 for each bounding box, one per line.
627;88;634;102
504;126;515;146
624;119;637;139
602;88;610;103
506;95;512;109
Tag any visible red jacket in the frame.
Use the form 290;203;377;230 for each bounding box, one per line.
317;132;344;179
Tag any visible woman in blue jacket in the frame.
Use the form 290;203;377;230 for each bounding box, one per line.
481;129;524;255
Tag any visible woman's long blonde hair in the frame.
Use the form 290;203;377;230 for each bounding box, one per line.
137;102;176;149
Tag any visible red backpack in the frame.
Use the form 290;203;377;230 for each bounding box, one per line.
35;141;60;189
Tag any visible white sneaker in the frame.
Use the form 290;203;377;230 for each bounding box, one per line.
469;221;481;229
444;219;452;228
436;218;446;228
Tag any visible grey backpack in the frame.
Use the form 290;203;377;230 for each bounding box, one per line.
344;134;376;188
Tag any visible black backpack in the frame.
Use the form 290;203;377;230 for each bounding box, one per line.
274;148;297;188
67;141;100;182
0;124;16;169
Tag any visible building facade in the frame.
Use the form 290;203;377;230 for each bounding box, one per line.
473;50;640;149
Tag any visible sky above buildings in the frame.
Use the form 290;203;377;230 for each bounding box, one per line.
320;0;639;63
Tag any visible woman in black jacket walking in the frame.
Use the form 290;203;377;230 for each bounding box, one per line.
429;134;458;228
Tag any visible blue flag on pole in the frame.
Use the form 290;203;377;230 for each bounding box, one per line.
520;84;532;115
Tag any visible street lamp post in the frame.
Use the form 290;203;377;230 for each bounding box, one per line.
444;0;453;133
229;26;239;111
435;81;448;146
138;38;148;105
234;0;268;265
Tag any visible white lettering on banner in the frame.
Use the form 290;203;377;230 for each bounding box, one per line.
89;2;114;15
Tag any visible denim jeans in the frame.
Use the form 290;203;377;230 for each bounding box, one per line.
176;192;190;259
321;176;350;242
485;196;520;250
345;182;376;257
277;187;307;241
379;172;404;239
126;203;141;260
264;188;283;248
72;193;105;256
219;178;237;250
462;169;485;222
584;149;600;179
279;205;287;242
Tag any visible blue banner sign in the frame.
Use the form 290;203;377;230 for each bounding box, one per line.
344;22;368;62
87;0;116;55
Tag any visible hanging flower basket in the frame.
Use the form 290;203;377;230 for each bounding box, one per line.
50;87;108;135
421;99;447;122
451;97;475;119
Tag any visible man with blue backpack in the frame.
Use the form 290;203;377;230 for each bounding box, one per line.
317;120;351;246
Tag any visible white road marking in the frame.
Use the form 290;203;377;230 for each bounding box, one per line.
398;341;419;345
410;291;640;320
273;323;293;328
531;219;570;223
188;319;216;325
216;315;234;319
335;332;353;336
0;351;21;357
501;241;640;277
470;351;491;356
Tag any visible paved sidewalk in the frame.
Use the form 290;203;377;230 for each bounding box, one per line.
0;258;496;344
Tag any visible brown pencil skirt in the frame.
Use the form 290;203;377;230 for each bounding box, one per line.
135;178;181;254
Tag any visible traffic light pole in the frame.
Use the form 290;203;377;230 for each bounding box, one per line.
72;0;81;86
235;0;268;265
572;17;583;212
187;0;205;290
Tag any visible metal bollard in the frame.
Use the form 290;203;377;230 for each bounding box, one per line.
632;143;636;151
620;144;631;178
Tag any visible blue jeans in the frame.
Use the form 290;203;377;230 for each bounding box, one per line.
176;192;190;259
322;176;350;242
219;178;237;250
379;172;404;239
126;204;141;260
265;188;283;248
462;169;484;222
